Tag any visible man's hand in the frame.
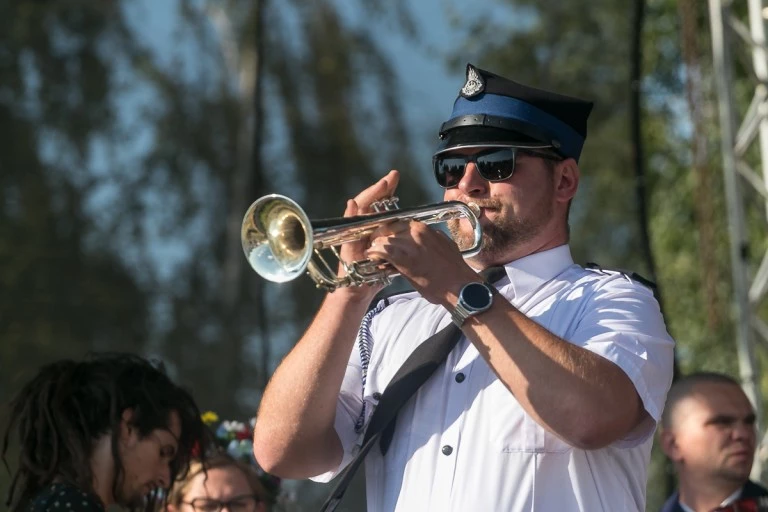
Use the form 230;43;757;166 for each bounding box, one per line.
365;219;479;307
334;170;400;298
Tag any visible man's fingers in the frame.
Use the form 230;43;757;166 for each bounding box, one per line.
343;199;358;217
382;170;400;197
353;178;388;207
369;220;410;241
352;171;401;212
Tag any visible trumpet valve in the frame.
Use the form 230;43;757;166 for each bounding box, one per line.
371;196;400;212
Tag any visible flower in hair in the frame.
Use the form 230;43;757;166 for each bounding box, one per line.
201;411;220;425
200;411;282;504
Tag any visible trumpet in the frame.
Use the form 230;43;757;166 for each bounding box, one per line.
240;194;482;291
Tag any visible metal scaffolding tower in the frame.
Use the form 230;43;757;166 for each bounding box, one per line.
709;0;768;479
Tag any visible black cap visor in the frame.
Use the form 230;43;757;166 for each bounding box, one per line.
436;118;557;156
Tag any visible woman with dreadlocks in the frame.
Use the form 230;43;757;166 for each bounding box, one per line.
2;353;215;512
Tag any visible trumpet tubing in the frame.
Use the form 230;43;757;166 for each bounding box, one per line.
241;194;482;291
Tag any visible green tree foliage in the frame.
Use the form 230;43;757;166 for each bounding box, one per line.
0;3;153;388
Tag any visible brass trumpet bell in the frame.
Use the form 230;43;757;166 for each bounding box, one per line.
241;195;314;283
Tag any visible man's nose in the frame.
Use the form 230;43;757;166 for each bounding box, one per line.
157;464;171;488
457;162;489;194
732;421;756;442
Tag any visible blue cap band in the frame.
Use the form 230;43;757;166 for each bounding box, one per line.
448;94;585;160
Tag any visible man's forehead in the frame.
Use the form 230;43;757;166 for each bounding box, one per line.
673;382;753;423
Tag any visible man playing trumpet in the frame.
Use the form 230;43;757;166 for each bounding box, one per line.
252;64;675;512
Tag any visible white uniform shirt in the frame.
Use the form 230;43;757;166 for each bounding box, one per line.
312;245;675;511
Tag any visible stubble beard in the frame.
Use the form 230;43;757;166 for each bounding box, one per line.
713;453;755;483
448;199;553;264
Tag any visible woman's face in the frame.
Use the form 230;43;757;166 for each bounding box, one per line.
179;466;265;512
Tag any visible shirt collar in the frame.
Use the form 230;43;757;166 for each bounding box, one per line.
721;487;744;506
494;244;574;300
679;487;743;512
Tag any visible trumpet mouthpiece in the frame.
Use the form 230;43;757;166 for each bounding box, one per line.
467;202;481;217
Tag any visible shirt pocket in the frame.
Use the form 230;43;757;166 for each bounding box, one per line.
487;378;572;454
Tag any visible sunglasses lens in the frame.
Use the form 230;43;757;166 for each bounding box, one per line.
475;149;517;181
433;148;519;188
434;156;467;188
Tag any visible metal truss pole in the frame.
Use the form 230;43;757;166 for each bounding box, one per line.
709;0;766;479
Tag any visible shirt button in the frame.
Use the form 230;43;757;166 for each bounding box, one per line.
372;392;382;400
455;372;466;383
441;445;453;456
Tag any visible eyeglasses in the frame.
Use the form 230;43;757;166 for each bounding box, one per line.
432;147;563;189
183;495;261;512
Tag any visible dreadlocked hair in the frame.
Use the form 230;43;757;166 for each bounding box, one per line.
2;353;215;512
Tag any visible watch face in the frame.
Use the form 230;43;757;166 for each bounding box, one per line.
461;282;493;311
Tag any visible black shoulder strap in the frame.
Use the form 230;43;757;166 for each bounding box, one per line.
585;261;657;289
367;276;414;311
320;323;462;512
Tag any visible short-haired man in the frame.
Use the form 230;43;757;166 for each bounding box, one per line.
660;372;768;512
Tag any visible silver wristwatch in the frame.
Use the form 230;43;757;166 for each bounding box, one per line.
450;281;495;327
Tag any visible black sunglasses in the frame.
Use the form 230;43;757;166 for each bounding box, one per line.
432;147;562;189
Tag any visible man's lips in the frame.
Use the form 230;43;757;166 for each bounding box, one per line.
477;206;499;219
460;208;491;222
725;449;754;461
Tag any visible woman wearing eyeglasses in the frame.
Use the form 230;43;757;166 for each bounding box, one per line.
165;453;270;512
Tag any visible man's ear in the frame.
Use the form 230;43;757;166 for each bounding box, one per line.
659;427;680;461
554;158;579;204
120;408;136;440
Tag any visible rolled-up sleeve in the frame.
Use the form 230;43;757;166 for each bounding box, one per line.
569;276;675;446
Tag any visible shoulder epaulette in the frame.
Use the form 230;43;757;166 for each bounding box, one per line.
585;262;657;290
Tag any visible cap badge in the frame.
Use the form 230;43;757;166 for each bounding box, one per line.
460;65;485;98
